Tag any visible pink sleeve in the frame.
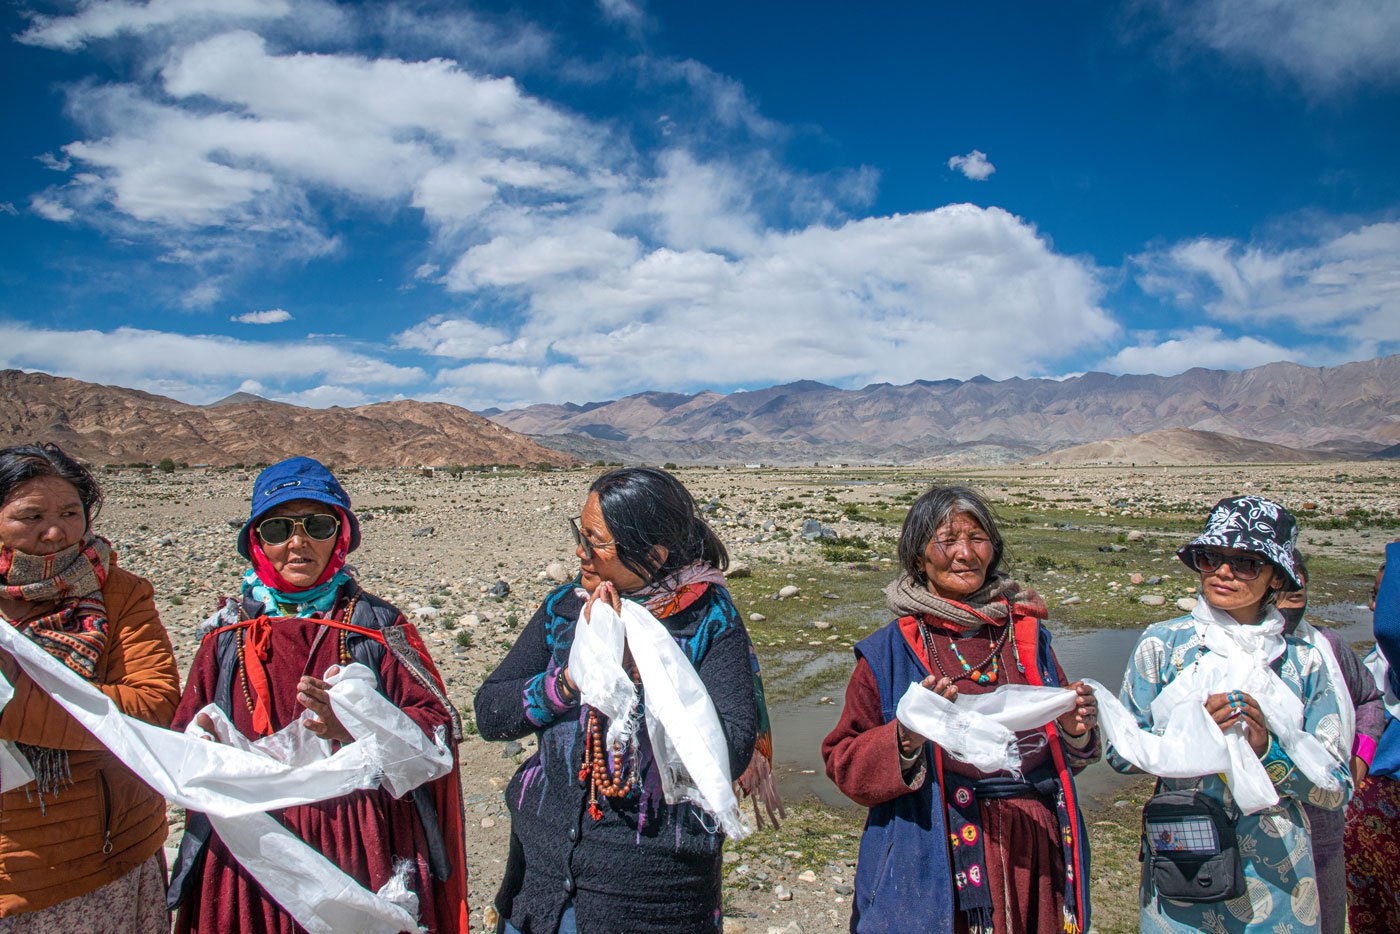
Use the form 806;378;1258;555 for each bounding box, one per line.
1354;732;1378;767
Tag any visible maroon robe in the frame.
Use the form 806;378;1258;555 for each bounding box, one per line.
171;610;455;934
823;615;1098;934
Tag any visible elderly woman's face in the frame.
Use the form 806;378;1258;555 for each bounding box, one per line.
920;512;995;600
575;492;650;593
257;499;338;589
0;476;87;556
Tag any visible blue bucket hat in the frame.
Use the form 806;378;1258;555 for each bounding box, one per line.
1178;495;1301;591
237;456;361;560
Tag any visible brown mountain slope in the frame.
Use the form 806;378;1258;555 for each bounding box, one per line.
0;370;576;468
490;357;1400;462
1029;429;1346;466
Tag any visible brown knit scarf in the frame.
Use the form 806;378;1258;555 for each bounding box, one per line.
0;535;113;804
883;573;1046;631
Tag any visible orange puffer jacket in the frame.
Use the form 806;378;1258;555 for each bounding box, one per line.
0;561;181;916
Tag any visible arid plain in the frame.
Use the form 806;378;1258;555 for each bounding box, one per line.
95;460;1398;934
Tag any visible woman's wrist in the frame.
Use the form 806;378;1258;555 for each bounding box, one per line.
553;665;579;706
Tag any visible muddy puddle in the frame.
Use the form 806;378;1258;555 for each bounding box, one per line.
766;602;1377;811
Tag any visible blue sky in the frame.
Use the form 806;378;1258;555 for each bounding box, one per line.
2;0;1398;409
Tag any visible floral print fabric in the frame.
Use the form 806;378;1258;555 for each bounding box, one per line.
1343;773;1400;932
1111;615;1352;933
0;854;167;934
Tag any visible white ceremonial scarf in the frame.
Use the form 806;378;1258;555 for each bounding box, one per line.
894;676;1242;783
568;599;748;840
1139;600;1345;812
894;599;1347;815
1362;647;1400;721
0;621;452;934
1292;619;1356;757
895;681;1077;775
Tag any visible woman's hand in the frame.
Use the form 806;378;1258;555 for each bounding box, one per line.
1056;681;1098;737
898;675;958;757
298;675;353;744
582;580;622;622
1205;691;1269;757
1351;755;1369;790
194;712;221;742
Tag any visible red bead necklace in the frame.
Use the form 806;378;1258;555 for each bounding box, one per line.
579;702;640;820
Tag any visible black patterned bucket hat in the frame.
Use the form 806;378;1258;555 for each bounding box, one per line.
1178;495;1302;590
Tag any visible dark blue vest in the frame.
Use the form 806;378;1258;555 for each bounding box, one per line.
849;619;1089;933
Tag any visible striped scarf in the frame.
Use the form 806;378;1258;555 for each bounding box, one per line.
0;535;113;802
0;535;112;680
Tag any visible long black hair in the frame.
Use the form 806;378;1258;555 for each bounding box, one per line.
897;484;1005;585
589;467;728;584
0;442;103;525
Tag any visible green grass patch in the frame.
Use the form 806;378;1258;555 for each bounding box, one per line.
721;800;862;894
819;534;877;563
1083;776;1155;934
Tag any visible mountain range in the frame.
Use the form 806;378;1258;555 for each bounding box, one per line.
487;356;1400;465
0;370;575;468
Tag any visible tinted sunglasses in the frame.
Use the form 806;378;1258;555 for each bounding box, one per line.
256;513;340;545
1187;548;1269;581
568;516;615;560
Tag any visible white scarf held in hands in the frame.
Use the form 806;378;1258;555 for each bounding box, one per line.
0;619;452;934
568;599;749;840
1144;600;1345;813
895;600;1346;815
894;676;1238;781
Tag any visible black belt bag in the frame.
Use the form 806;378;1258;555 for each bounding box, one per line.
1140;788;1245;903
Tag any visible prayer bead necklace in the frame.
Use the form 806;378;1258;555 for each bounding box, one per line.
579;704;640;821
921;615;1011;685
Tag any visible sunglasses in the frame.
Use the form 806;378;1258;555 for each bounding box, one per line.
256;513;340;546
568;516;615;560
1187;548;1269;581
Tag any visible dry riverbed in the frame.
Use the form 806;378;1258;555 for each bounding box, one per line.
94;461;1397;933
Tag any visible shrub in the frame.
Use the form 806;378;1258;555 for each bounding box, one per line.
157;458;176;473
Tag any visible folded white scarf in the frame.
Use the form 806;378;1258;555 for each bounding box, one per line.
568;599;748;840
0;620;451;934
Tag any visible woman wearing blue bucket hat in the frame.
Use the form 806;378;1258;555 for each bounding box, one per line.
166;457;470;932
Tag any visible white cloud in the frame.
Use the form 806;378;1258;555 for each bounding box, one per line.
432;361;596;410
1146;0;1400;92
0;324;424;404
0;203;18;216
269;384;377;407
948;150;995;181
232;308;293;324
30;196;75;222
33;28;602;245
17;0;293;51
394;316;510;359
1134;220;1400;348
421;204;1118;404
446;228;642;290
1098;327;1300;375
20;5;1132;409
598;0;648;36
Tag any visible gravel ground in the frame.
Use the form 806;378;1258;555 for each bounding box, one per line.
89;461;1397;933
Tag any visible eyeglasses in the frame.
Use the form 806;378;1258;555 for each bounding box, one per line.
1187;548;1269;581
568;516;615;560
256;513;340;545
